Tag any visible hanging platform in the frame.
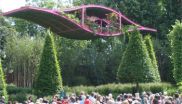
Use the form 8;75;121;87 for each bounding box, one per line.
3;5;157;40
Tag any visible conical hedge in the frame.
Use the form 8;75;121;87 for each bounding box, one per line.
168;20;182;83
117;30;156;83
144;35;161;82
0;59;8;102
33;31;63;97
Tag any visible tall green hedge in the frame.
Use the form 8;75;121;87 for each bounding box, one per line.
0;59;8;102
33;31;63;97
144;35;161;82
168;20;182;83
117;30;157;83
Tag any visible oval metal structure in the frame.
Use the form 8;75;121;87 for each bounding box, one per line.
3;5;157;40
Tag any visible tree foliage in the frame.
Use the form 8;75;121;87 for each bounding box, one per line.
144;35;161;82
1;0;181;87
33;31;62;97
0;59;8;102
0;16;15;60
168;20;182;83
117;30;157;83
4;34;44;87
73;0;175;83
13;18;45;37
55;36;123;86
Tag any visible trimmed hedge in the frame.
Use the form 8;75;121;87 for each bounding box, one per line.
144;35;161;82
6;83;173;102
33;31;63;97
7;84;32;94
168;20;182;83
64;83;173;96
9;93;36;103
0;59;8;102
6;84;34;103
117;30;157;83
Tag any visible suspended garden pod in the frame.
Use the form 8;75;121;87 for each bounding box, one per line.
3;5;157;39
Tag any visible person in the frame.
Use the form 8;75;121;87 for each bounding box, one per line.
27;96;34;104
84;95;92;104
153;94;160;104
107;93;115;104
70;96;78;104
122;100;129;104
57;98;62;104
13;101;19;104
42;98;49;104
62;96;69;104
115;96;122;104
95;95;103;104
78;95;84;104
173;93;181;104
89;92;96;104
0;96;5;104
165;100;172;104
79;91;86;104
8;101;12;104
52;95;58;104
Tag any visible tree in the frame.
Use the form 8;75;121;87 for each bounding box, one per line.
168;20;182;83
0;59;8;102
0;15;14;60
55;37;91;86
164;0;182;30
4;34;44;87
13;18;45;37
144;35;161;82
2;0;179;87
33;30;63;97
117;30;157;84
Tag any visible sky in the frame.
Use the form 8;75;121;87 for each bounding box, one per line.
0;0;26;12
0;0;73;12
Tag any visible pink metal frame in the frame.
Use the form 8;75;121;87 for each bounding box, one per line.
64;5;157;32
3;5;157;39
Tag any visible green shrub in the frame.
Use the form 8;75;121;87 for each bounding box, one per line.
7;84;32;94
144;35;161;82
139;83;171;93
117;30;157;83
9;93;26;103
65;83;172;96
0;59;8;102
166;87;178;95
168;20;182;83
9;93;37;103
33;30;63;97
6;84;34;103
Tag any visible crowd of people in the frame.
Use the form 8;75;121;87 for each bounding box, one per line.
0;91;182;104
24;91;182;104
